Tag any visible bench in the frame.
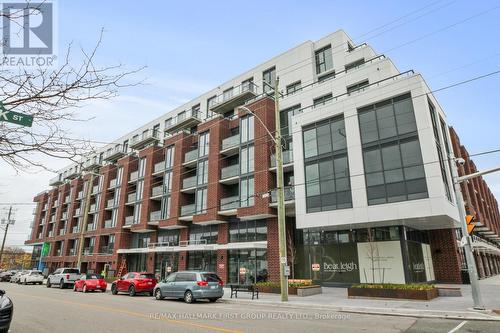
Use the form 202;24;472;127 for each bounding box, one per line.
229;284;259;300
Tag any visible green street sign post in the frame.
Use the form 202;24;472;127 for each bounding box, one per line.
0;102;33;127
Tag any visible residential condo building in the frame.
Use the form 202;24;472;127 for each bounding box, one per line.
26;30;500;285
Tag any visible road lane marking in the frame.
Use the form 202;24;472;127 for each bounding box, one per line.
448;320;467;333
9;291;244;333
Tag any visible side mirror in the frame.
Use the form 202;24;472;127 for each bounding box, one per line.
0;290;4;296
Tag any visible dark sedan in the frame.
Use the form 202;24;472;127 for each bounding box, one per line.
0;290;13;333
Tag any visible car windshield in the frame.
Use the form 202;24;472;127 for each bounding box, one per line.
65;269;79;274
139;274;155;279
87;274;102;279
202;273;222;283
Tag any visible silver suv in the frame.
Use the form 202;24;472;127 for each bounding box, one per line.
46;268;80;289
153;271;224;303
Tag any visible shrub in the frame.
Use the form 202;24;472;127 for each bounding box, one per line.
254;279;314;288
350;283;435;291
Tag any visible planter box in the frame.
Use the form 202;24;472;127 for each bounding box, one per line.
257;285;322;297
347;287;438;301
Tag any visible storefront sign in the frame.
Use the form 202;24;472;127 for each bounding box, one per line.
323;261;358;273
312;263;320;272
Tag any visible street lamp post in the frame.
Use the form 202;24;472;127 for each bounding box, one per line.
237;76;288;302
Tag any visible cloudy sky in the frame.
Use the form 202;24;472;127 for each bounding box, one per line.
1;0;500;249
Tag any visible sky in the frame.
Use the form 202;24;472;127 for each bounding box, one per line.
1;0;499;250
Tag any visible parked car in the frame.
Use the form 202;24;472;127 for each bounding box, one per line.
0;289;13;333
153;271;224;303
20;270;44;285
0;271;14;282
10;271;28;284
73;273;107;293
46;268;80;289
111;272;156;296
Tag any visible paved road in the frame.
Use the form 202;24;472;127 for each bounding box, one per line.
0;282;498;333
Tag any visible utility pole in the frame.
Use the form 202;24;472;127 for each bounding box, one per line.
450;159;500;310
76;173;95;271
0;206;14;268
273;76;289;302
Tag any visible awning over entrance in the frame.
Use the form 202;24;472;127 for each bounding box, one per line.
117;241;267;254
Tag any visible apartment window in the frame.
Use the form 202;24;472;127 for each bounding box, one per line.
345;58;365;72
189;224;218;244
229;219;267;243
286;81;301;95
263;66;276;94
347;80;369;95
136;180;144;200
197;160;209;185
138;157;146;178
195;188;208;214
315;44;333;74
177;111;186;122
280;104;302;138
160;195;171;220
198;131;209;157
165;145;175;169
157;229;179;246
242;78;254;92
240;145;254;175
429;101;452;202
206;96;216;118
240;177;254;207
313;93;333;108
303;116;351;212
164;171;173;193
223;87;234;101
191;104;200;117
240;115;254;143
133;203;142;224
358;93;428;205
152;124;160;138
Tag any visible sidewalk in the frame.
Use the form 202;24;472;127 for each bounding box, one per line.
220;276;500;321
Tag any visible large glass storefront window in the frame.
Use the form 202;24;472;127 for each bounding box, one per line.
189;224;218;244
228;249;267;284
187;251;216;272
229;219;267;243
155;252;178;281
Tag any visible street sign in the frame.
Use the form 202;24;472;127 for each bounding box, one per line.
0;102;33;127
466;215;476;234
312;263;320;272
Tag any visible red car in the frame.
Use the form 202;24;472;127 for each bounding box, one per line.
111;272;156;296
73;273;107;292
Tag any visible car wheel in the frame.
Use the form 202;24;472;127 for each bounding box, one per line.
209;298;219;303
128;285;136;297
184;290;194;304
83;285;87;293
154;289;163;300
46;280;51;288
59;279;65;289
111;284;118;295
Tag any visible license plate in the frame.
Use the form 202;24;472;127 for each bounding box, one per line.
95;286;100;289
210;285;217;289
148;282;152;285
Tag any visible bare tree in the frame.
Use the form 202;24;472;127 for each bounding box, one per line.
0;4;144;171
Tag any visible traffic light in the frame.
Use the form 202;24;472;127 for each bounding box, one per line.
466;215;475;235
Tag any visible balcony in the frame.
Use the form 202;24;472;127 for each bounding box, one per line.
74;208;82;217
86;223;96;231
59;229;65;236
183;149;198;166
61;212;68;220
64;196;70;204
82;156;101;171
108;178;117;189
83;247;94;256
221;134;240;155
103;144;127;162
270;186;295;203
77;191;84;200
153;162;165;174
53;200;59;208
126;193;137;205
106;199;116;210
129;171;138;182
48;230;54;237
151;186;163;199
165;109;202;134
91;185;99;195
209;82;258;114
89;204;97;213
72;226;80;233
104;219;114;229
219;196;240;213
63;167;80;180
99;245;114;255
69;248;76;256
181;176;197;192
129;129;160;150
149;210;162;223
270;150;294;172
180;204;196;217
220;164;239;184
49;175;63;186
124;216;135;226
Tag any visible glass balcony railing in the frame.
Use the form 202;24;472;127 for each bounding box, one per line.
221;135;239;151
104;219;113;228
106;199;115;209
129;171;138;182
184;149;198;163
165;109;202;134
151;186;163;197
127;193;137;203
48;231;54;237
209;81;258;114
182;176;197;189
124;216;135;225
103;144;127;162
130;129;160;149
83;246;94;255
270;186;295;203
86;223;96;231
109;178;117;188
72;226;80;233
89;204;97;212
180;204;196;216
150;210;162;222
220;196;240;210
270;150;294;167
221;164;239;179
69;248;76;256
100;245;114;255
154;162;165;174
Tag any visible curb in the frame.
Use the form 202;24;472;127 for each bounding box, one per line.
219;299;500;321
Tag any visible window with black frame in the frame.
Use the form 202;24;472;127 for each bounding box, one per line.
358;93;428;205
229;219;267;243
303;115;352;213
189;224;218;244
